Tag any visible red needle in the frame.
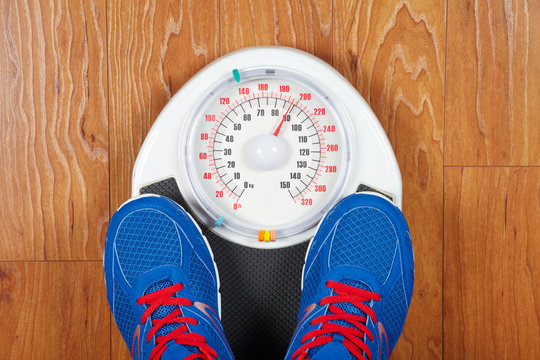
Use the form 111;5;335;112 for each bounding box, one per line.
273;101;294;137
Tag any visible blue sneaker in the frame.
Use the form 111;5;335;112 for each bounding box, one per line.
285;193;414;360
104;195;234;360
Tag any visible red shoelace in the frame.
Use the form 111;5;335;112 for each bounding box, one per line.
137;283;218;360
291;280;381;360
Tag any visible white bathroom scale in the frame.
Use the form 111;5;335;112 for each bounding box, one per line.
132;46;401;359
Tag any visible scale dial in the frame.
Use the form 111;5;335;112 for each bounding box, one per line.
188;73;350;242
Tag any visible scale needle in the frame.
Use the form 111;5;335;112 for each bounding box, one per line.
273;101;294;137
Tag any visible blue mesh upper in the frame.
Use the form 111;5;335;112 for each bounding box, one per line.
205;321;227;357
300;254;321;313
113;281;137;346
189;253;217;310
105;196;234;360
384;277;408;350
329;207;397;284
405;232;415;301
114;209;182;284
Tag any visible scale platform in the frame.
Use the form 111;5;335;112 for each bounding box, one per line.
132;47;401;359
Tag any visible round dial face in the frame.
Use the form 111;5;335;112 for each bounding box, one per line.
187;70;349;241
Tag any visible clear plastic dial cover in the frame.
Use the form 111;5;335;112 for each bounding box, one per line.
185;69;350;240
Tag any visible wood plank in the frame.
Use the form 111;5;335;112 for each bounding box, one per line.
0;0;109;260
445;0;540;165
220;0;332;63
0;261;110;359
444;167;540;358
107;1;220;357
333;1;445;358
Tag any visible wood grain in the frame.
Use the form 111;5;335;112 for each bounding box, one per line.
220;0;332;62
0;261;110;359
0;0;537;358
444;167;540;358
107;0;220;357
446;0;540;165
0;0;109;260
333;1;445;358
108;0;219;212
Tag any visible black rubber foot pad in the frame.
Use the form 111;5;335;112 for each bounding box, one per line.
140;178;307;360
356;183;394;202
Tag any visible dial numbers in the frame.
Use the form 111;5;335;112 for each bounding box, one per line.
190;77;346;232
209;96;325;202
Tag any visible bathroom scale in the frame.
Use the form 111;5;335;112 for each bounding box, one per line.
132;46;402;359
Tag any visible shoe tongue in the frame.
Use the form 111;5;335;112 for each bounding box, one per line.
308;279;373;359
160;343;199;360
144;280;202;357
309;340;354;360
332;279;372;325
144;279;181;337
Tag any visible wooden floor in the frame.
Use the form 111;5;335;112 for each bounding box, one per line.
0;0;538;359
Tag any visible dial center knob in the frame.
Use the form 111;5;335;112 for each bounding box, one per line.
246;134;288;171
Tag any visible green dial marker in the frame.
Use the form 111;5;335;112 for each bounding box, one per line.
232;69;240;83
